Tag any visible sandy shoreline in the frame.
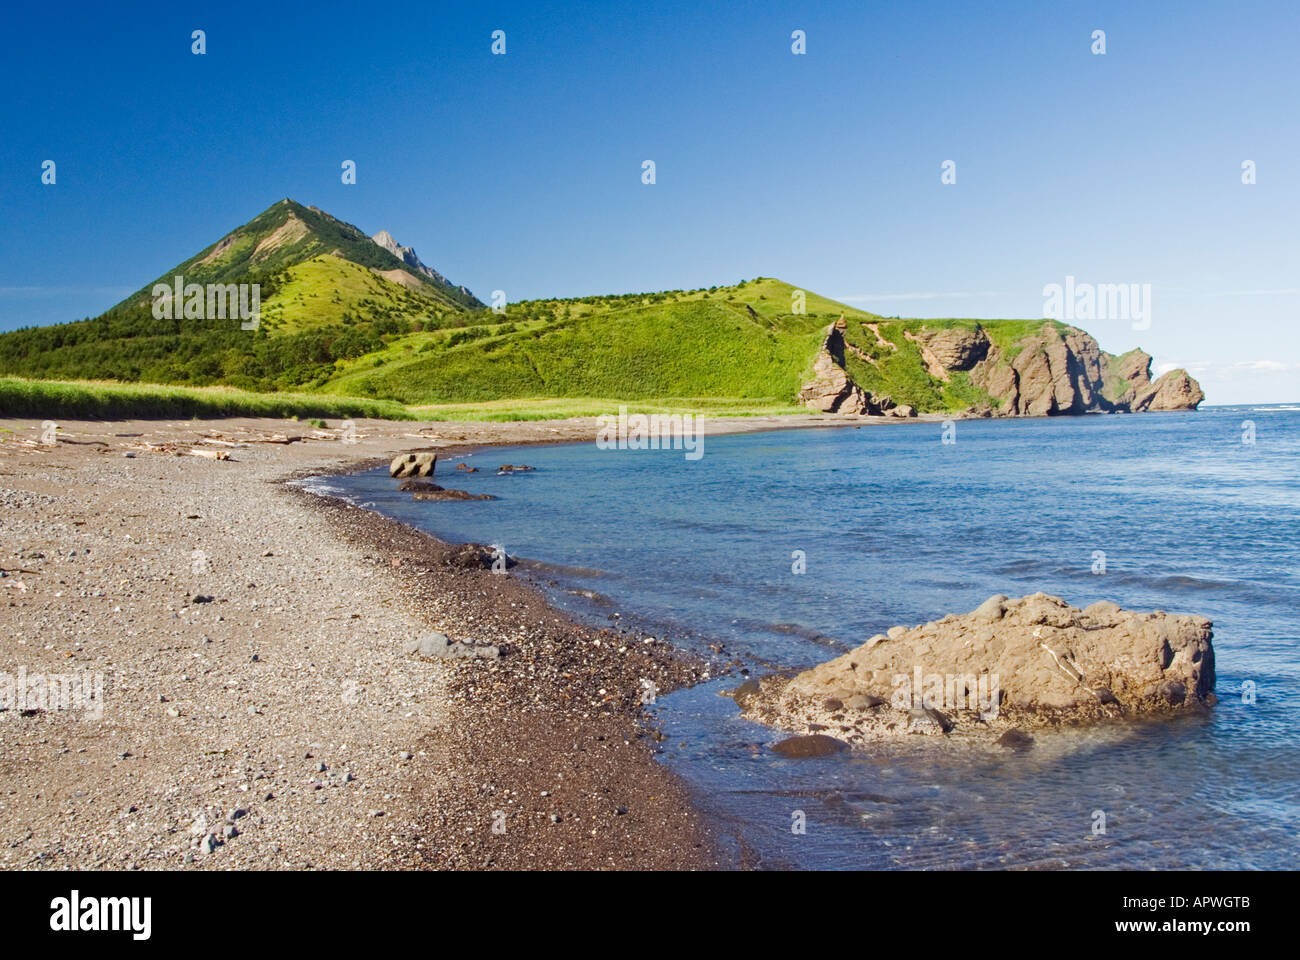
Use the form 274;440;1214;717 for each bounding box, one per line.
0;411;897;870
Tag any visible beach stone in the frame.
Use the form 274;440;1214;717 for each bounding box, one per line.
727;678;761;707
844;694;885;711
771;734;850;758
398;480;442;492
925;707;955;732
908;707;953;734
995;729;1034;750
446;544;491;569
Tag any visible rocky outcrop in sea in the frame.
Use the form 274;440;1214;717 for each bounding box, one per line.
733;593;1215;749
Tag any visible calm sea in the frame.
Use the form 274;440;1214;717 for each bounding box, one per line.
322;404;1300;869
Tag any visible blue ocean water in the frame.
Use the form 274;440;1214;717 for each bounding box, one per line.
326;404;1300;869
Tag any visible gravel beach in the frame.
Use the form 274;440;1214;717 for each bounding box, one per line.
0;412;863;870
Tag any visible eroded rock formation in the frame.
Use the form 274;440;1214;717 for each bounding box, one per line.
734;593;1215;748
390;452;437;478
798;319;1204;417
797;322;916;417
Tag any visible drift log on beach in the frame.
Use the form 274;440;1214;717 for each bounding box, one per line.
736;593;1215;746
390;452;436;478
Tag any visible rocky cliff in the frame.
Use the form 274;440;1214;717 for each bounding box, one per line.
800;318;1204;417
371;229;476;301
960;322;1203;416
798;320;917;417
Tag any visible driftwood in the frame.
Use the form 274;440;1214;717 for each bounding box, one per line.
196;438;248;448
200;430;302;445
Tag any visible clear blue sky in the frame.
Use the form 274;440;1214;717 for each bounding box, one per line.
1;0;1297;402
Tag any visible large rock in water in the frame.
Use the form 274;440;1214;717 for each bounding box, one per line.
1131;369;1206;412
390;452;436;478
736;593;1214;746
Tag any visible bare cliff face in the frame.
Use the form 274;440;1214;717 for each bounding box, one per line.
800;319;1204;417
797;321;917;417
371;229;476;301
958;323;1204;417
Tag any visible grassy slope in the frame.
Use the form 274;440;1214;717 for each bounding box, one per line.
258;255;456;334
318;279;840;406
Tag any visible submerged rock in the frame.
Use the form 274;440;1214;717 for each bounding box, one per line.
412;488;495;501
995;729;1034;750
446;543;492;570
399;478;494;500
737;593;1214;747
770;734;850;757
725;678;762;708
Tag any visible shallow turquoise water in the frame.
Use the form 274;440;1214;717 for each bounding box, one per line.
326;404;1300;869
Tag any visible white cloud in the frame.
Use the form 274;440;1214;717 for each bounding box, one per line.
1158;359;1296;379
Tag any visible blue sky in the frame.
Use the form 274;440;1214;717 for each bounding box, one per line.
1;0;1297;403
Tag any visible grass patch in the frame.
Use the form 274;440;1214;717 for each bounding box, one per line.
0;378;418;421
410;396;810;422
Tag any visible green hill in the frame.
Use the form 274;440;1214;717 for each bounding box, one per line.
0;200;483;391
0;201;1204;418
321;278;843;404
124;198;482;312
